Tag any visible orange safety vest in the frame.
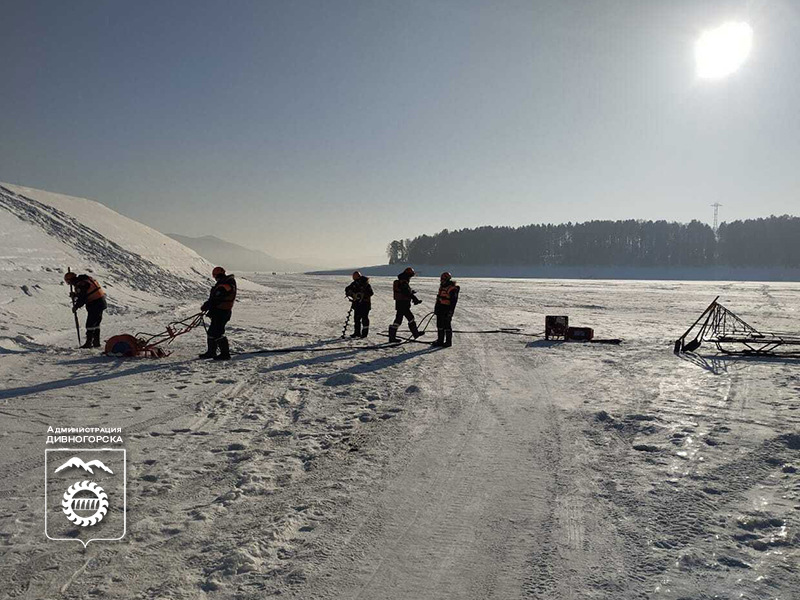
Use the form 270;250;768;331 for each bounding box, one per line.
81;276;106;303
213;280;237;310
437;283;458;305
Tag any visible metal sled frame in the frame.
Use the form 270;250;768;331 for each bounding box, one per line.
674;297;800;357
134;312;207;356
105;312;207;358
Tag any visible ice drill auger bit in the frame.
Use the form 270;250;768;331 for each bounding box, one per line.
67;266;81;347
341;302;354;339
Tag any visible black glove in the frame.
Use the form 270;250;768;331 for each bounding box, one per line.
201;302;210;312
412;297;422;306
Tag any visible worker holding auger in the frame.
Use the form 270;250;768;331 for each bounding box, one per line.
199;266;236;361
345;271;374;338
64;271;107;349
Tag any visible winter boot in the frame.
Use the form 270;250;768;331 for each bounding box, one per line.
81;331;93;349
409;320;424;339
92;329;101;348
214;337;231;361
388;324;400;343
199;337;218;359
349;324;361;338
444;329;453;348
432;329;445;347
360;327;369;339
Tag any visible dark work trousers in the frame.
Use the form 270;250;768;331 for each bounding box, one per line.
207;308;231;341
353;303;371;335
435;306;453;332
389;301;420;340
85;298;107;331
392;302;415;329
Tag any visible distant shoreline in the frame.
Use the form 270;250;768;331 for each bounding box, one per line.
307;264;800;282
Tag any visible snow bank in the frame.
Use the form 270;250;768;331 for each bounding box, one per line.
0;182;262;343
1;183;212;290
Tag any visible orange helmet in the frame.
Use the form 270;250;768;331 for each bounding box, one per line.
402;267;416;277
440;271;452;282
64;272;77;283
212;266;226;278
352;270;362;280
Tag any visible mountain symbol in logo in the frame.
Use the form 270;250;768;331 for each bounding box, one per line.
54;457;114;475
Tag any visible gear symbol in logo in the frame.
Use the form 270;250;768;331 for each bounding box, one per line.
62;480;109;527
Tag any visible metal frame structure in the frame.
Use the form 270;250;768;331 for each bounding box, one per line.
105;312;207;358
674;297;800;357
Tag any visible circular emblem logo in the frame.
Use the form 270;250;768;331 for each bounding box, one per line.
62;480;109;527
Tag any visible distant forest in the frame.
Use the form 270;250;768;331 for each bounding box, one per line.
386;216;800;267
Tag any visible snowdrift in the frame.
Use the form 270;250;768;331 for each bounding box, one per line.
0;182;232;344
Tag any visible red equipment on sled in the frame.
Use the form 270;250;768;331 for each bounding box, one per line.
104;312;207;358
546;316;603;343
566;326;594;341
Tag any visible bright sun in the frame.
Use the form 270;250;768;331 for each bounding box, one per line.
695;22;753;79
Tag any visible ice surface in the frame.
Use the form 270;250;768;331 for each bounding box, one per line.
0;185;798;598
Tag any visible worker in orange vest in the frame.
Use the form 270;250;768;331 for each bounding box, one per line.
199;266;237;360
64;272;107;348
432;272;460;347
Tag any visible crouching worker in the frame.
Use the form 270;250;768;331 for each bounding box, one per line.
65;272;107;348
433;272;459;347
199;266;236;361
345;271;374;338
388;267;423;343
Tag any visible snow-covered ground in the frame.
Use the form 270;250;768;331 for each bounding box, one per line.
1;272;799;599
1;182;798;599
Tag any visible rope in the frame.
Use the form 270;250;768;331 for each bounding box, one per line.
245;311;438;355
246;338;414;355
451;329;546;337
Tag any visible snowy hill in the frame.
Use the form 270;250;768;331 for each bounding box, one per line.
166;233;310;273
0;182;236;346
1;183;212;289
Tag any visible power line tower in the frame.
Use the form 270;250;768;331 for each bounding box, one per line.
711;202;723;232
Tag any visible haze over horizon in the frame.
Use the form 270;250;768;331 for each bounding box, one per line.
2;0;798;265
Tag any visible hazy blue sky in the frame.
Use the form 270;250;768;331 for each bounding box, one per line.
2;1;798;266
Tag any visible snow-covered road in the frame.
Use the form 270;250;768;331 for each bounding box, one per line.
1;275;799;599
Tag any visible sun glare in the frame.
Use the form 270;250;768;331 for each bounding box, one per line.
695;22;753;79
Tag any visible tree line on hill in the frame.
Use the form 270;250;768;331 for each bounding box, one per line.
386;216;800;268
